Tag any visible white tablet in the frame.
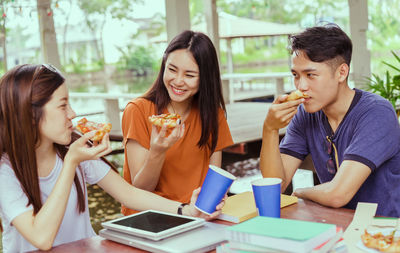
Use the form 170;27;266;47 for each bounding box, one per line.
99;222;228;253
101;210;206;241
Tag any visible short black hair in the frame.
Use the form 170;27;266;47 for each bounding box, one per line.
289;24;353;68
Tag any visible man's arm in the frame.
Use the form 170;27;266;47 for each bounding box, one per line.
260;96;304;191
293;160;371;208
260;129;302;191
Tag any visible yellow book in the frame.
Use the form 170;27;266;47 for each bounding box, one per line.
218;191;298;223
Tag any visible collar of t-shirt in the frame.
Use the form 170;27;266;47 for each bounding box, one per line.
322;88;362;139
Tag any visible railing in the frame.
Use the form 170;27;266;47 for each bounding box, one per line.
221;72;293;104
69;92;140;136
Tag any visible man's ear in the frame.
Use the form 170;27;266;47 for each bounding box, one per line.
337;63;349;83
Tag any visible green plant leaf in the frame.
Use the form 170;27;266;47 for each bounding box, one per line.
364;50;400;110
393;75;400;86
391;50;400;65
383;61;400;73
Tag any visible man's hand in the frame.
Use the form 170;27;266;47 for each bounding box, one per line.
264;95;304;132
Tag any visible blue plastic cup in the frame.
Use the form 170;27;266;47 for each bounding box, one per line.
251;178;282;218
195;165;236;214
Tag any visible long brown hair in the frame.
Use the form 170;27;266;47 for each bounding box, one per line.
143;30;226;152
0;64;85;215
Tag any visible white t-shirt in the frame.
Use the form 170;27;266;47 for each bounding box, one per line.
0;155;110;253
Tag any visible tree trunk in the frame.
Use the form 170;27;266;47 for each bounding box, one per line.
62;0;72;65
1;18;7;71
99;18;106;63
37;0;61;69
84;15;103;64
1;1;7;71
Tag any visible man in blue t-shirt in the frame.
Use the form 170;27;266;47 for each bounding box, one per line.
260;24;400;216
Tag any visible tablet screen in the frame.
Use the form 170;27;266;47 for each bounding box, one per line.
111;211;195;233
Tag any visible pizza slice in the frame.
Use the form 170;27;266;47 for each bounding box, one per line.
148;113;181;128
285;90;309;102
75;117;112;141
361;229;400;252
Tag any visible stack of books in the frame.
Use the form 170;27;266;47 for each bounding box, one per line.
218;216;345;253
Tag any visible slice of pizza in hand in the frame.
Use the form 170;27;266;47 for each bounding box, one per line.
148;113;181;128
285;90;309;102
75;117;112;141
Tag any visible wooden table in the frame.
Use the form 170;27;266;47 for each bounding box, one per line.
31;199;355;253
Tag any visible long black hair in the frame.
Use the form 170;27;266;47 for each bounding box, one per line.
143;30;226;152
0;64;86;214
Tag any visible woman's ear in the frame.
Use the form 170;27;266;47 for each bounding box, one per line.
337;63;349;83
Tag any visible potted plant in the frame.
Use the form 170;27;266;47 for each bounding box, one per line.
366;50;400;117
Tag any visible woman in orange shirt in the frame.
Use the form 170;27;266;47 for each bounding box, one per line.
122;30;233;215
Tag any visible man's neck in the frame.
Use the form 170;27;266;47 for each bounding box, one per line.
322;85;355;133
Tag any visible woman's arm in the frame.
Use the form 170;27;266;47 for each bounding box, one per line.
209;151;222;167
11;133;111;250
98;170;222;220
126;124;184;191
11;160;77;250
126;139;166;191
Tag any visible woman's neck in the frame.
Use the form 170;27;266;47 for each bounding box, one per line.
35;140;57;177
168;99;193;121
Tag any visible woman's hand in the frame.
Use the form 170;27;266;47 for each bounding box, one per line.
65;131;112;166
264;95;304;132
183;188;226;221
149;124;185;154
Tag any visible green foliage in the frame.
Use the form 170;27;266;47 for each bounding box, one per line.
78;0;142;20
217;0;347;27
93;59;106;70
65;46;87;74
367;51;400;109
63;45;106;74
0;60;4;75
68;59;86;74
368;0;400;51
190;0;204;25
78;0;144;65
220;38;288;65
117;45;156;76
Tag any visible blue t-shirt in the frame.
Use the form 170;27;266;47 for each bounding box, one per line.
280;89;400;216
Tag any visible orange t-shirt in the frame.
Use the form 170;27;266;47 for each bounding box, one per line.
121;98;233;215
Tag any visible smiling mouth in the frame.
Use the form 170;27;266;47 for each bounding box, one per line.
171;85;186;95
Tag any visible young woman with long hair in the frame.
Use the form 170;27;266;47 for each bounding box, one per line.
0;64;222;252
121;30;233;215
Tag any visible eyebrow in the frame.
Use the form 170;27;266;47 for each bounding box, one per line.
291;68;318;73
169;63;199;74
